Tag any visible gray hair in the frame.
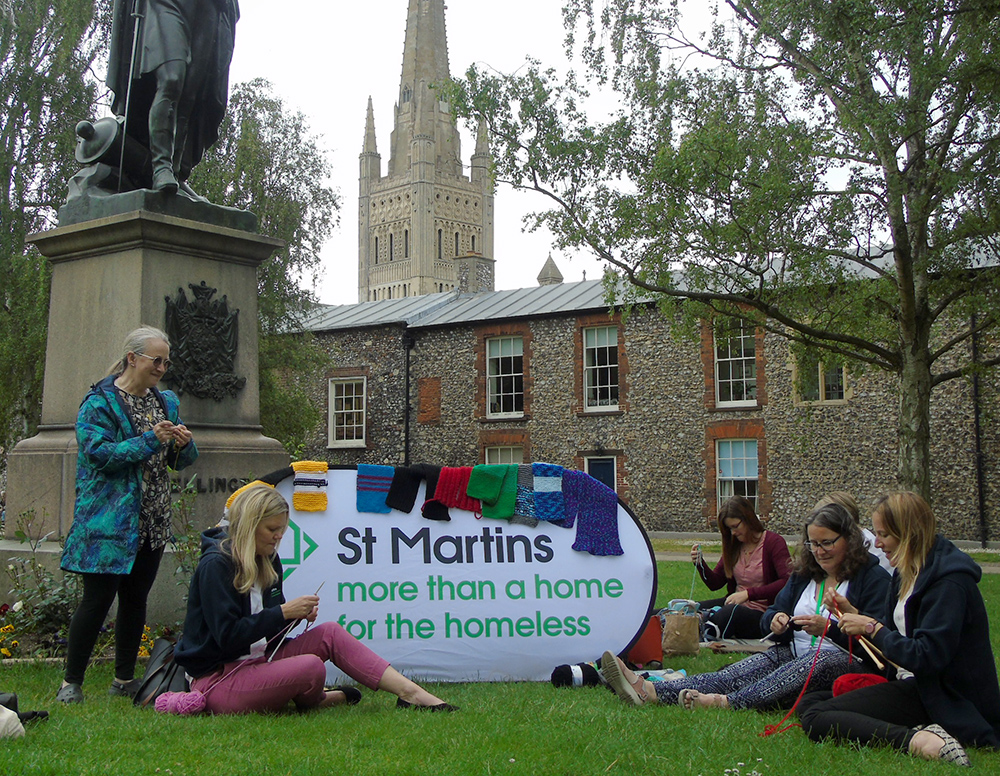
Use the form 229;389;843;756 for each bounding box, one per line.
108;325;170;376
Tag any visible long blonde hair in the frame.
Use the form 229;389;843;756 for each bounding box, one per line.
872;491;936;595
224;485;288;595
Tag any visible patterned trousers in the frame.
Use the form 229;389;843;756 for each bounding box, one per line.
652;644;867;710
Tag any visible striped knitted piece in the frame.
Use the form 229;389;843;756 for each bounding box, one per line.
356;464;393;513
532;462;566;524
511;463;539;527
564;469;623;556
292;461;328;512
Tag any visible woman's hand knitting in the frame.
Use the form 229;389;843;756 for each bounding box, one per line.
281;595;319;621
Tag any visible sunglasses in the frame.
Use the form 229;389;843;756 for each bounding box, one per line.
136;353;172;370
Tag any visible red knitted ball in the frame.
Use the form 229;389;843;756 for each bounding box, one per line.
832;673;887;696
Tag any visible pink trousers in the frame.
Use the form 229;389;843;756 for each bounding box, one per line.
190;621;390;714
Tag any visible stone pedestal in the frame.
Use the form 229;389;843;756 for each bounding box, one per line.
6;205;291;538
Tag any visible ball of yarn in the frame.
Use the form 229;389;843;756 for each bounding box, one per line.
155;690;207;715
832;673;887;696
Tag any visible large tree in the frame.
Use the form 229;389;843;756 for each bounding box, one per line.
0;1;106;459
189;78;339;452
452;0;1000;498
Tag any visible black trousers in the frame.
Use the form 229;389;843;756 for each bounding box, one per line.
798;677;929;750
64;542;164;686
698;598;765;639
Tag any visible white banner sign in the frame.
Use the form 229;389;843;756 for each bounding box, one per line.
272;467;656;682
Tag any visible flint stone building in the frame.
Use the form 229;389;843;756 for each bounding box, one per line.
296;277;999;541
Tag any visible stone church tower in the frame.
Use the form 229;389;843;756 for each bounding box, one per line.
359;0;495;302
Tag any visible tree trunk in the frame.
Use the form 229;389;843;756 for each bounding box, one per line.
897;345;933;501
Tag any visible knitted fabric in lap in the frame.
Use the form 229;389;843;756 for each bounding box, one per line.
564;469;623;556
532;462;566;524
356;464;393;514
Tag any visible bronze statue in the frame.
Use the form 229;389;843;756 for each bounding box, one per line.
68;0;239;201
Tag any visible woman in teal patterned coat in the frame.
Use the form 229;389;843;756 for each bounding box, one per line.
57;326;197;704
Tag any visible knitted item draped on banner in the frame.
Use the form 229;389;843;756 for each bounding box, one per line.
563;469;623;556
356;464;393;514
292;461;328;511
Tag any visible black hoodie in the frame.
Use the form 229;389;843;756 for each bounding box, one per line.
174;527;287;678
869;535;1000;747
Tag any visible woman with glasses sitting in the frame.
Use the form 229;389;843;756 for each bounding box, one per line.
57;326;197;704
603;500;890;710
689;495;792;639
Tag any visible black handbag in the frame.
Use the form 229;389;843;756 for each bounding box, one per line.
133;637;189;708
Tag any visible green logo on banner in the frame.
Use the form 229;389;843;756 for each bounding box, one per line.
280;520;319;579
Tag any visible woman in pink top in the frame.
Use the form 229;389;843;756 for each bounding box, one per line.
691;496;792;639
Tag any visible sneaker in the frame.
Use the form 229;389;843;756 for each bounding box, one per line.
108;678;142;699
56;683;84;704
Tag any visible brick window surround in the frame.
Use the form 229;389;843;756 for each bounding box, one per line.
574;312;628;416
475;321;532;421
327;366;370;449
574;448;629;502
702;419;771;523
701;319;768;411
479;429;531;464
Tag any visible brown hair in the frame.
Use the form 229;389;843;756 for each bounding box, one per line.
794;502;870;582
718;496;764;578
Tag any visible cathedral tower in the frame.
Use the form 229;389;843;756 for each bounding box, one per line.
359;0;495;302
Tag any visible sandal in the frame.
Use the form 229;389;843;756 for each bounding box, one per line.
919;724;971;767
678;689;727;710
601;651;648;707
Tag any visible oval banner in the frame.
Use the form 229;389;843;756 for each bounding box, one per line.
266;465;656;682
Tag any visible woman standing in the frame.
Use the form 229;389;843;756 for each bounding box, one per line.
174;485;457;714
690;496;792;639
605;502;889;709
58;326;197;703
799;492;1000;766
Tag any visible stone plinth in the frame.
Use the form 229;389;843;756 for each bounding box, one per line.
6;206;290;538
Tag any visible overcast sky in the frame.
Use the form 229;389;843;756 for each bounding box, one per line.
227;0;609;305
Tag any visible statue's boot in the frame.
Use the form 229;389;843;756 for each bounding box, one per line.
149;103;178;194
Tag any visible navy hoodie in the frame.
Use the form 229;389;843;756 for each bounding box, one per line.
174;527;288;678
868;535;1000;747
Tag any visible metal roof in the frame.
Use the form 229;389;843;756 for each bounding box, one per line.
301;279;636;333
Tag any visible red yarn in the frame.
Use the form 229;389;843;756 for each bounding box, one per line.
760;616;832;737
833;673;887;696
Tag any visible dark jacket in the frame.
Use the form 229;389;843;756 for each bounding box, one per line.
869;535;1000;747
174;527;287;678
761;553;891;653
696;530;793;606
61;375;198;575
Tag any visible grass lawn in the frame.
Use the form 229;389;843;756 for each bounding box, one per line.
2;561;999;776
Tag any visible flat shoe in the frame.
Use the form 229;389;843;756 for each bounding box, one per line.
920;724;971;767
325;686;362;705
601;650;646;706
56;683;83;704
109;678;142;698
678;688;697;710
395;698;459;712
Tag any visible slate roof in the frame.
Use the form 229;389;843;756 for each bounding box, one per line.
301;279;637;333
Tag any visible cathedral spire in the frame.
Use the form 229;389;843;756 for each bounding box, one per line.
362;96;378;155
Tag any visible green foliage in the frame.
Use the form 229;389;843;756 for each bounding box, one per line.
3;509;81;655
0;0;107;456
189;79;336;450
451;0;1000;496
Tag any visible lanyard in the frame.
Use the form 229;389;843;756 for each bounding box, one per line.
811;579;826;648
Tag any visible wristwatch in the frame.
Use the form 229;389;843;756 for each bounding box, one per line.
864;620;879;635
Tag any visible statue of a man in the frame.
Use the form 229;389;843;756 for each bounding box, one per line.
107;0;240;195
